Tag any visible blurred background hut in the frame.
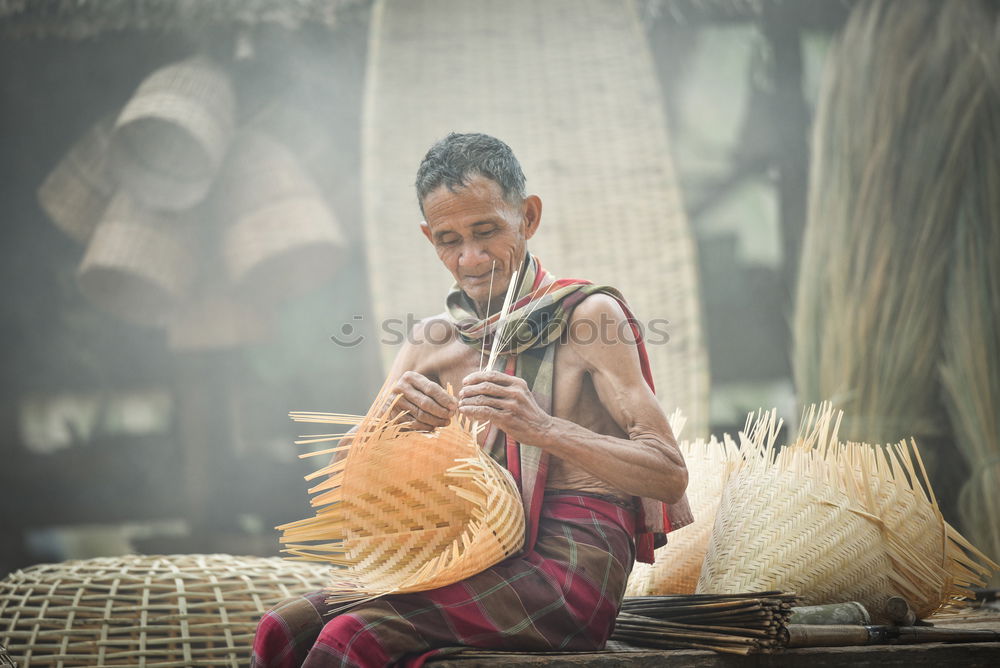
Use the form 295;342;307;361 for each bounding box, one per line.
2;0;994;587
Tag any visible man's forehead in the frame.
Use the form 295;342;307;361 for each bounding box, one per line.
422;176;512;225
425;174;505;204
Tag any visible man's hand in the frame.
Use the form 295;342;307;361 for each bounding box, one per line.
389;371;458;431
458;370;554;444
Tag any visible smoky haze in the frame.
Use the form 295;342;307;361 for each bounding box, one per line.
5;0;943;580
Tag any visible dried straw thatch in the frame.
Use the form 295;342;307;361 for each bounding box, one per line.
697;404;997;622
940;176;1000;585
794;0;1000;582
795;0;997;443
0;0;360;40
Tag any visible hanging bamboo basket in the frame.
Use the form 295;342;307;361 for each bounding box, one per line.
696;404;997;622
37;116;117;244
217;131;345;306
77;192;196;327
109;56;235;210
278;381;525;607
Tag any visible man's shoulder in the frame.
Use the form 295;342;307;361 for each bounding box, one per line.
566;290;628;325
410;312;459;348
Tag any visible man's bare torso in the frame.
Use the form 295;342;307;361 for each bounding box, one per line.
410;306;631;502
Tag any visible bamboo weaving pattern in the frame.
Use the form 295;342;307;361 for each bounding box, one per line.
697;404;997;621
626;430;738;596
278;381;525;607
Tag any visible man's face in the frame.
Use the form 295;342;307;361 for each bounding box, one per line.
421;174;540;313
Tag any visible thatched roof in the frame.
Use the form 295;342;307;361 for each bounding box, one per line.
645;0;855;29
1;0;854;41
0;0;366;40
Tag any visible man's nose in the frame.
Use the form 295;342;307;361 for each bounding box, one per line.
458;242;488;267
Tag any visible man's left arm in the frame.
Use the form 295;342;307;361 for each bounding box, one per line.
458;294;688;503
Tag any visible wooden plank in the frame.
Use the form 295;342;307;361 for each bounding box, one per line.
433;642;1000;667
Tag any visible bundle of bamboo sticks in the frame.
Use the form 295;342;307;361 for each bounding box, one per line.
612;592;798;655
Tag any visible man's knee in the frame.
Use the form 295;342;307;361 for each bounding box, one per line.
252;594;326;668
310;612;394;666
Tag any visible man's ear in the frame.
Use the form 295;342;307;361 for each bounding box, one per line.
420;220;433;243
522;195;542;240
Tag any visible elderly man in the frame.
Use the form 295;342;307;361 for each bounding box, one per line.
252;133;691;667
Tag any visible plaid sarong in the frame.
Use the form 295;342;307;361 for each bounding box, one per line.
251;493;636;667
446;254;692;563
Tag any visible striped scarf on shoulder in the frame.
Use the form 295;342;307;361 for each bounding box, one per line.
446;254;693;563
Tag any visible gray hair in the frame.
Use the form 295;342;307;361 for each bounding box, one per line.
415;133;526;213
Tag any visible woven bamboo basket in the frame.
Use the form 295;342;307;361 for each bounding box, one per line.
217;131;345;306
110;57;234;210
0;554;330;667
362;0;709;436
37;116;116;244
626;433;738;596
278;381;525;607
77;193;196;327
696;404;998;622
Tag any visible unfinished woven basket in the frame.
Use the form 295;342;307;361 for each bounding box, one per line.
626;432;738;596
110;57;234;210
217;131;345;306
37;116;116;244
696;404;998;621
278;381;525;607
0;554;330;667
77;192;196;327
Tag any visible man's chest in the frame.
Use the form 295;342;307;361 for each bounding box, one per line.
419;339;594;424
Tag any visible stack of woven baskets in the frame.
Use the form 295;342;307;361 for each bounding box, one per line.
38;56;345;350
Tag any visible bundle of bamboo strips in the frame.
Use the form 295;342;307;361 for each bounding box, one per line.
697;404;997;621
612;592;797;655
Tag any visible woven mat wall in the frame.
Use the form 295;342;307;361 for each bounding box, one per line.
362;0;709;435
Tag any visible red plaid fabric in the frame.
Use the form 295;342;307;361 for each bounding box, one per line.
251;493;636;667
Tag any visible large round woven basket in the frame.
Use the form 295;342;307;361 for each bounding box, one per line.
37;116;116;244
362;0;709;436
217;131;345;306
279;383;525;607
77;193;196;327
0;554;330;667
110;57;234;211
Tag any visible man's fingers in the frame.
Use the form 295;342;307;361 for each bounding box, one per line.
404;387;452;420
462;370;517;388
395;397;450;427
403;372;459;413
458;404;495;420
458;381;510;400
459;394;510;410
